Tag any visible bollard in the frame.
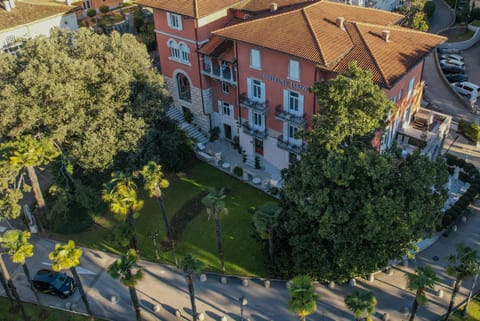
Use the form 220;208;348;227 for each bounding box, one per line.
110;295;118;304
200;274;207;282
221;276;228;284
242;279;249;287
264;280;271;288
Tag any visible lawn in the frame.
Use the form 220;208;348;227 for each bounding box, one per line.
50;161;275;277
450;298;480;320
0;297;94;321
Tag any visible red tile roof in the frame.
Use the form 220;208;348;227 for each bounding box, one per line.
236;0;315;12
213;1;446;87
133;0;244;18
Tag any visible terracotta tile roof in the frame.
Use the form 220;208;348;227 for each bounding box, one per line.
133;0;244;18
236;0;315;12
0;0;76;30
213;1;446;87
198;36;236;62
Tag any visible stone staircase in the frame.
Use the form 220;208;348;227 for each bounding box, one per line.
166;106;209;145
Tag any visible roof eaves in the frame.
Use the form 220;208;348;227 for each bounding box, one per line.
302;7;326;66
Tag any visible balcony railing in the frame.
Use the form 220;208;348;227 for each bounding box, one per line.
277;135;303;154
239;94;268;114
242;122;268;139
274;105;305;126
202;61;237;85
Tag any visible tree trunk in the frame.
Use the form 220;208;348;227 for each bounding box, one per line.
463;273;478;317
128;285;142;321
213;210;225;273
21;263;41;306
267;229;274;260
186;274;197;321
0;267;14;306
71;267;94;320
409;293;420;321
156;195;177;266
0;255;28;320
127;210;139;257
26;166;46;210
446;279;461;319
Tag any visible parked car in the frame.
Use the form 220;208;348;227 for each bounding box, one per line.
440;53;464;62
441;64;466;74
451;82;480;104
445;73;468;83
440;59;465;69
32;269;77;298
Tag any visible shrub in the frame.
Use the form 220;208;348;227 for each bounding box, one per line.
209;127;220;142
445;153;458;166
269;186;279;195
255;156;261;169
459;171;470;183
183;109;193;123
242;151;246;163
86;8;97;17
458;119;480;142
233;166;243;177
471;8;480;21
133;15;144;32
424;1;436;18
99;5;109;14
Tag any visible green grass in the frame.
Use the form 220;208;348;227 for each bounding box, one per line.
51;161;275;277
450;298;480;320
0;297;94;321
471;20;480;27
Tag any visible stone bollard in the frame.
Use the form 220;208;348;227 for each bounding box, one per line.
110;295;118;304
286;280;292;289
264;280;271;288
328;281;335;289
462;216;467;223
437;289;444;298
242;279;249;287
221;276;228;284
175;309;182;317
383;312;390;321
368;273;375;282
349;279;356;287
197;312;205;321
220;316;228;321
200;274;207;282
452;224;458;232
153;303;160;312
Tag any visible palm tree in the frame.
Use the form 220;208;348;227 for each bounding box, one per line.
0;269;14;307
405;266;438;321
252;202;281;260
108;249;144;321
102;172;144;255
0;249;27;320
344;290;377;321
48;240;93;320
201;187;228;273
287;275;319;321
180;253;204;321
0;230;41;307
445;243;479;320
137;161;177;265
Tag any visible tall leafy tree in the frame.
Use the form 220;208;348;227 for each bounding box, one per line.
180;253;204;321
252;202;281;260
48;240;93;320
399;0;429;31
0;230;41;306
287;275;319;321
102;172;144;255
445;243;479;320
137;161;177;264
201;188;228;273
405;266;438;321
344;290;377;321
108;249;144;321
309;61;394;151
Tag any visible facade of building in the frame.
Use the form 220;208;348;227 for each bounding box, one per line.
1;0;79;54
137;0;446;173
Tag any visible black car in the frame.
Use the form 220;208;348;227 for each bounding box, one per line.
445;73;468;83
441;65;465;74
32;269;77;298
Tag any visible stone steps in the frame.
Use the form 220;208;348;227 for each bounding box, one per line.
166;106;209;145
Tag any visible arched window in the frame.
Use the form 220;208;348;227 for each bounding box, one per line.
176;73;191;102
167;39;180;60
178;42;190;63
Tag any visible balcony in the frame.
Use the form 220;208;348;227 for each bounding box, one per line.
277;135;303;154
274;105;305;126
201;61;237;86
239;94;268;114
242;122;268;139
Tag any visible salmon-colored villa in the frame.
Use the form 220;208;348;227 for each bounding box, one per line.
136;0;449;175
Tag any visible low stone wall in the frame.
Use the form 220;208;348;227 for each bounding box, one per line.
438;25;480;50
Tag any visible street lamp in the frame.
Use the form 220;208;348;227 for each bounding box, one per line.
239;295;248;321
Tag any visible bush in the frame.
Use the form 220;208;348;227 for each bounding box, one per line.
424;1;436;18
255;156;261;169
233;166;243;177
209;127;220;142
446;153;458;166
183;109;193;123
458;119;480;142
86;8;97;17
99;5;109;14
269;186;279;195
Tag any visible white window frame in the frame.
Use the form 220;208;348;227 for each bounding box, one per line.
222;82;229;94
398;88;403;101
283;90;304;116
168;39;190;65
253;111;264;129
250;49;261;70
407;77;416;99
167;12;182;30
222;102;232;117
178;42;190;64
288;59;300;81
248;78;265;102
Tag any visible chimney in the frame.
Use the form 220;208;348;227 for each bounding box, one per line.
382;30;390;42
3;0;11;11
270;2;278;11
336;17;345;30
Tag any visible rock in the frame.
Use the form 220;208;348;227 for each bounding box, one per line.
264;280;271;288
200;274;207;282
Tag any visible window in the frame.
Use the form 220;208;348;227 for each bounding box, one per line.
283;90;304;116
289;91;299;112
398;88;403;101
83;0;90;9
222;102;232;116
3;36;22;56
179;43;190;63
167;12;182;30
253;112;263;128
168;40;190;65
176;73;191;102
168;39;180;59
250;49;261;69
222;82;229;94
288;60;300;80
288;125;299;139
248;78;265;102
253;80;262;100
407;77;416;99
254;138;264;155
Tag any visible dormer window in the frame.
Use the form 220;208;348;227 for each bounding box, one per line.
167;12;182;31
